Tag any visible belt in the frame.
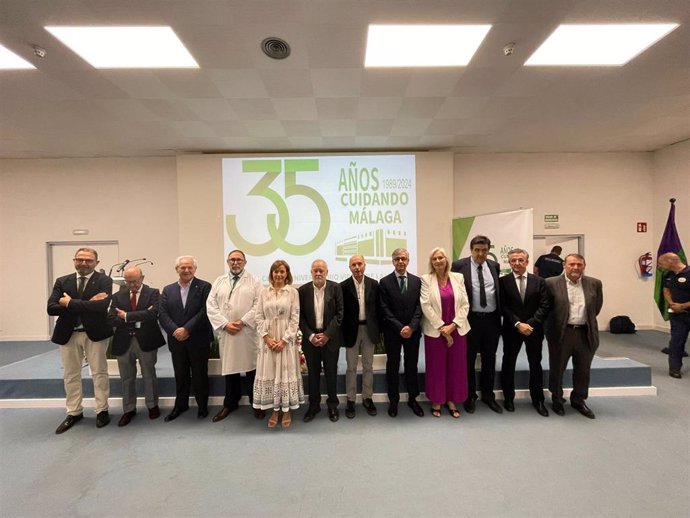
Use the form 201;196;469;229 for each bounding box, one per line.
314;328;324;333
470;311;498;317
73;328;86;332
358;320;367;325
566;324;588;329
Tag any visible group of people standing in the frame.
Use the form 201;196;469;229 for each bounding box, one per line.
48;237;608;434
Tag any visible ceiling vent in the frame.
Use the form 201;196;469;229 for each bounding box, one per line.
261;37;290;60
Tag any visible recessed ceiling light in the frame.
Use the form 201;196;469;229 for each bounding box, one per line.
0;44;35;69
44;26;199;68
525;23;679;66
365;24;492;67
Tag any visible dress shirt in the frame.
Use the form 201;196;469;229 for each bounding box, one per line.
470;258;497;312
313;283;326;329
566;276;586;325
355;278;366;321
124;290;141;328
178;279;192;308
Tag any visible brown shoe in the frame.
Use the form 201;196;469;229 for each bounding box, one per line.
212;407;233;422
148;406;160;420
253;408;266;420
118;411;136;427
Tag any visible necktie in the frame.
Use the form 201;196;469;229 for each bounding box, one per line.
477;265;487;308
399;276;407;294
518;275;526;302
230;275;239;295
130;291;138;310
77;276;86;297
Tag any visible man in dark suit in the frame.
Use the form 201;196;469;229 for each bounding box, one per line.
340;255;381;418
451;235;503;414
379;248;424;418
107;266;166;426
159;255;213;421
545;253;603;419
499;249;550;417
299;259;344;423
47;247;113;434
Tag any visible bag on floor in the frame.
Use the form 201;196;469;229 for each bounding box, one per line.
609;315;636;334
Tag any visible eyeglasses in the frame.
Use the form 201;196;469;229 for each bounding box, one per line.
73;258;96;264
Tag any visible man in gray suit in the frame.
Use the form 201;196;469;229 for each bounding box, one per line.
545;253;603;419
299;259;344;423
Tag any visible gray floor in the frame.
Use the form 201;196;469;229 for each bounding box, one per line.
1;331;688;518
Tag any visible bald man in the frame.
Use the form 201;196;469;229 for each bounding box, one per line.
340;255;381;418
658;253;690;378
108;267;165;426
299;259;344;423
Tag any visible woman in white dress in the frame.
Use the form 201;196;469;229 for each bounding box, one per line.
253;260;304;428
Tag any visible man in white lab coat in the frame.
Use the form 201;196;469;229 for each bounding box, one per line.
207;250;263;420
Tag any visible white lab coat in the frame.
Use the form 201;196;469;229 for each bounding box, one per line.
206;271;262;375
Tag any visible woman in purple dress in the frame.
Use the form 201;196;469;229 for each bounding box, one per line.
420;247;470;418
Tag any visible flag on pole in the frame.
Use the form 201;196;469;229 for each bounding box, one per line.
655;198;686;320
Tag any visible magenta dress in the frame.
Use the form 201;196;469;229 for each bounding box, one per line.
424;282;468;404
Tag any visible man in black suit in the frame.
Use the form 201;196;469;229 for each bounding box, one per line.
159;255;213;421
299;259;344;423
451;235;503;414
340;255;380;419
545;254;603;419
499;249;550;417
47;247;113;434
107;266;166;427
379;248;424;418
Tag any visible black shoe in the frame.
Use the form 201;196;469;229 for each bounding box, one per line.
503;400;515;412
212;407;233;422
552;401;565;416
164;407;188;422
96;411;110;428
533;401;549;417
303;407;321;423
118;411;136;427
363;398;377;416
463;399;476;413
328;408;340;422
571;401;595;419
197;408;209;419
407;398;425;417
55;413;83;434
482;398;503;414
387;401;398;417
345;401;355;419
253;408;266;420
669;369;682;379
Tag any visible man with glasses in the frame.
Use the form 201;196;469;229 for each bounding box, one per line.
47;247;113;434
107;266;165;427
379;248;424;417
206;250;264;421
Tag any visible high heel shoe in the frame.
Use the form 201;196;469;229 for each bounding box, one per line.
431;405;442;418
268;410;280;428
445;403;460;419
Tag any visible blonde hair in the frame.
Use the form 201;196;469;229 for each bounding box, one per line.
428;247;450;276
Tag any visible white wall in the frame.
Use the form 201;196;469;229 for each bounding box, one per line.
454;152;657;329
652;140;690;328
2;145;686;340
0;157;178;340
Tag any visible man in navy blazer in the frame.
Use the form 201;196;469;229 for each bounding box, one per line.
108;266;166;426
299;259;344;423
159;255;213;421
451;235;503;414
379;248;424;418
499;249;550;417
340;255;381;418
47;247;113;434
